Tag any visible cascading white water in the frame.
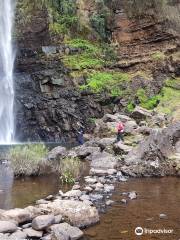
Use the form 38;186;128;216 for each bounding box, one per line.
0;0;15;144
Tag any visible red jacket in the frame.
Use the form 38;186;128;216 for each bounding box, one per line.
117;123;124;133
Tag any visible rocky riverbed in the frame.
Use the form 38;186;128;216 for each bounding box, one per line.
0;107;179;239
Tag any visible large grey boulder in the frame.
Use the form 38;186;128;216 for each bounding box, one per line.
90;152;118;170
113;142;133;155
63;190;82;198
124;120;138;134
23;227;43;238
131;106;152;122
0;221;17;233
48;146;67;160
103;113;132;123
38;199;99;227
10;230;27;239
0;208;31;224
67;146;100;159
32;215;55;230
51;223;83;240
123;122;180;176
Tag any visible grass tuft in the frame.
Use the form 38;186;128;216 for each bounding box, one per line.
59;157;83;184
8;144;48;177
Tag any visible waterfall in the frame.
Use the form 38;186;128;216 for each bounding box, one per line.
0;0;15;144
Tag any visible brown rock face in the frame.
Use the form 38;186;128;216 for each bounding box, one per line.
16;8;50;49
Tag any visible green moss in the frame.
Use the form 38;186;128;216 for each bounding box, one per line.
80;71;130;95
151;51;165;61
63;53;104;70
165;78;180;90
65;38;100;53
62;38;107;70
136;88;160;110
156;87;180;118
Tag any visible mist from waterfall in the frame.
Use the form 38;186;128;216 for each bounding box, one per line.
0;0;15;144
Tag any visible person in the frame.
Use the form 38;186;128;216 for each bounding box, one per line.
116;122;124;142
76;122;84;145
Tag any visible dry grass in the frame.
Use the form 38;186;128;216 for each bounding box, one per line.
8;144;48;176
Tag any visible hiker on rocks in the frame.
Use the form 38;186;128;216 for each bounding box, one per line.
116;122;124;142
77;122;84;145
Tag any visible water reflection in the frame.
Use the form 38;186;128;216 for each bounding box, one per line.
0;164;71;209
0;163;13;209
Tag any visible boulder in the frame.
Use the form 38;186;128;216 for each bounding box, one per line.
10;230;27;239
128;191;137;200
123;122;180;177
90;152;118;170
63;190;82;198
0;221;17;233
54;215;63;224
0;208;31;224
38;200;99;227
32;215;55;230
124;120;138;134
51;223;83;240
102;114;119;122
103;113;132;123
89;194;103;202
113;142;132;155
98;138;116;149
67;146;101;159
85;177;97;184
104;184;115;193
131;106;152;122
23;228;43;238
24;206;46;219
48;146;67;160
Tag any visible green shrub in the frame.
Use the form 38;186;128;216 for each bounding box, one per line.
80;71;130;95
65;38;100;53
127;102;135;112
89;0;111;39
59;157;83;184
63;38;105;69
8;144;48;176
141;95;160;109
136;88;148;103
63;53;104;70
90;14;107;40
136;88;160;110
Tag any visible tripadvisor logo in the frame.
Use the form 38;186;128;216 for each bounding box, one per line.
135;227;143;236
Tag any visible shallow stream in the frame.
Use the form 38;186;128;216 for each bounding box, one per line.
0;164;180;240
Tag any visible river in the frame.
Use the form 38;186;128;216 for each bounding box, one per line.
0;165;179;240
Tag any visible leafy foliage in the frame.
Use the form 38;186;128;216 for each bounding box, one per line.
136;88;160;110
127;102;135;112
80;71;130;96
63;38;105;69
90;0;111;39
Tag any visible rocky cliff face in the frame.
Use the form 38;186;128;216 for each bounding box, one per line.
14;0;180;143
